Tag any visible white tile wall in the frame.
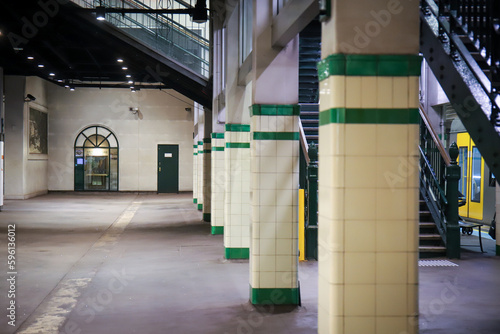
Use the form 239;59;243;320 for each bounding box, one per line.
211;136;225;228
197;141;204;207
193;140;198;202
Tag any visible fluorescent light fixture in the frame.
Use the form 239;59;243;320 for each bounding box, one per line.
49;73;55;76
38;64;44;68
128;80;133;84
27;56;34;60
126;74;131;78
70;86;75;91
117;58;124;63
122;66;128;70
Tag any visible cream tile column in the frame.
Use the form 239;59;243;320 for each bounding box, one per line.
318;1;421;333
249;105;300;305
197;139;204;211
224;124;251;258
193;140;198;205
211;133;225;234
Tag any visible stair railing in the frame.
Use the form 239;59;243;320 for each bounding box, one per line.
419;106;461;258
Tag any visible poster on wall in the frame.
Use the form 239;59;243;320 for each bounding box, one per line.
29;107;48;154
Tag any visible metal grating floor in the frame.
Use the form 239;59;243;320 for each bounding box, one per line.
419;260;459;267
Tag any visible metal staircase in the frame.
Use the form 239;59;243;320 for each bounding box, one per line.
71;0;211;106
420;0;500;183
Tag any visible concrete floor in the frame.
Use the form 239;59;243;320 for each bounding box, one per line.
0;192;498;334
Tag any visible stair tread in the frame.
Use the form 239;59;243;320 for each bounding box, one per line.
419;245;446;251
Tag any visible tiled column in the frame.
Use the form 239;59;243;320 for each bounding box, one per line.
317;57;421;334
249;105;300;305
224;124;251;259
202;138;212;221
193;141;198;204
211;133;225;234
197;140;204;211
318;1;421;332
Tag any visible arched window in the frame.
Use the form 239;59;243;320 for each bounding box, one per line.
74;126;119;191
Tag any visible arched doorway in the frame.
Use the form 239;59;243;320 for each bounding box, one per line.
74;126;119;191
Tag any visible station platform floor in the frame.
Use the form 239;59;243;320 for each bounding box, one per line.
0;192;498;334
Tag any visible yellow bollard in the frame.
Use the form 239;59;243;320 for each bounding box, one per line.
299;189;305;261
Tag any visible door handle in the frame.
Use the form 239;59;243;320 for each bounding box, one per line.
159;167;161;172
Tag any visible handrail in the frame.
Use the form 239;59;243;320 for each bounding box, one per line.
419;146;448;205
419;104;450;166
298;120;310;165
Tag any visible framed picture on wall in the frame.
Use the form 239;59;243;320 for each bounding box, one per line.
28;107;48;154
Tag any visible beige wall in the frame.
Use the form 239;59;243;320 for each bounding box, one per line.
47;84;195;191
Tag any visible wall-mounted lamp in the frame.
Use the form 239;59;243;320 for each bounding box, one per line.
24;94;36;102
129;107;139;114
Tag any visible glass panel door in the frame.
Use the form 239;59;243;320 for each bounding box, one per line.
84;148;109;190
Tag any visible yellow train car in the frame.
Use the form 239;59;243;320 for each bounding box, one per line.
456;132;496;224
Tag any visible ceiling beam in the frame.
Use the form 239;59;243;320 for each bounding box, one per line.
272;0;319;48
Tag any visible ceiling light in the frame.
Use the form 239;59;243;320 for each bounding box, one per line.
57;79;63;83
126;74;131;78
128;80;133;84
117;58;124;63
27;56;34;60
49;73;55;76
96;6;106;21
122;66;128;70
38;64;44;68
70;86;75;91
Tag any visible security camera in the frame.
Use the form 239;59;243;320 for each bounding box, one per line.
24;94;36;102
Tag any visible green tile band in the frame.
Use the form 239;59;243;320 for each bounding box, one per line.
226;143;250;149
319;108;419;125
212;132;225;139
225;248;249;259
225;124;251;132
203;138;211;143
212;147;225;151
198;150;203;154
250;104;301;116
198;141;203;145
193;145;197;148
203;213;211;222
197;204;203;210
203;149;211;154
193;198;197;204
253;132;299;140
193;152;198;156
250;286;300;305
317;54;423;81
211;226;224;235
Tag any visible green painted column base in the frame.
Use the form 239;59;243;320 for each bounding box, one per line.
193;198;197;204
203;213;211;222
497;245;500;256
225;247;249;259
250;286;300;305
197;204;203;210
211;226;223;235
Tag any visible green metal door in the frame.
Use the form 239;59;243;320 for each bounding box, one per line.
158;144;179;193
74;149;84;191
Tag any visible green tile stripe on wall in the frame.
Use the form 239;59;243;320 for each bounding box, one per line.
226;143;251;149
253;132;299;140
203;138;211;143
197;204;203;210
203;213;211;222
203;149;211;154
319;108;419;125
193;198;197;204
250;104;301;116
211;132;225;139
317;54;422;81
212;147;225;151
225;124;251;132
193;152;198;156
198;141;203;145
250;286;300;305
225;248;249;259
193;145;197;148
198;150;204;154
211;226;224;235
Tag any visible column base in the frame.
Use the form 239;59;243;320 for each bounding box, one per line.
250;286;300;305
211;226;223;235
497;245;500;256
197;204;203;210
193;198;197;204
225;247;249;259
203;213;211;222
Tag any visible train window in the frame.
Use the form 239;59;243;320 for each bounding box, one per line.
471;147;482;202
458;147;468;198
